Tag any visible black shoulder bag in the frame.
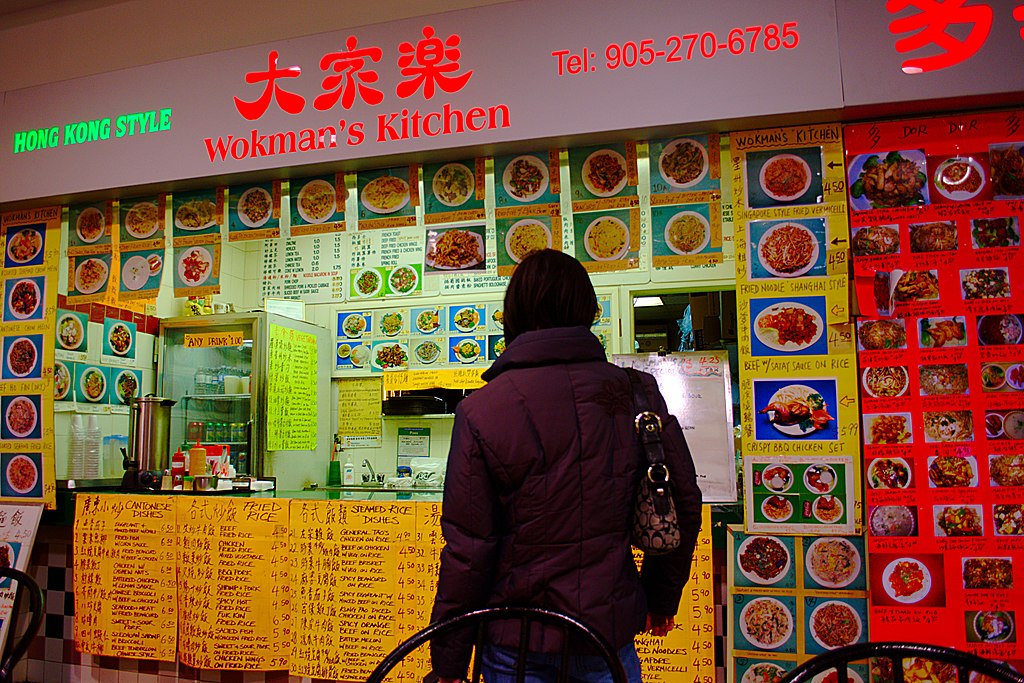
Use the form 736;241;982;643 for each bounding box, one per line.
625;368;682;555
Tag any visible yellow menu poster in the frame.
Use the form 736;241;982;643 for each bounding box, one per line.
731;123;861;534
634;506;714;683
72;494;177;660
337;376;383;447
176;498;290;670
0;206;61;509
267;323;317;451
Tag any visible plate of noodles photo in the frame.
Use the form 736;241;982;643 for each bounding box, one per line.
658;138;709;189
361;175;410;214
505;219;552;264
664;211;710;255
584;216;629;261
759;154;812;202
426;229;485;270
757;222;819;278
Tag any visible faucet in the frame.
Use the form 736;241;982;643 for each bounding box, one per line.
361;459;377;480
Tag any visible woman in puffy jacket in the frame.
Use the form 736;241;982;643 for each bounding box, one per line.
430;249;702;683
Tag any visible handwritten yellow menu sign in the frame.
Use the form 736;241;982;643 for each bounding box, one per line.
289;500;444;681
633;506;714;683
73;494;177;661
183;330;244;348
267;324;317;451
176;498;290;670
337;377;383;447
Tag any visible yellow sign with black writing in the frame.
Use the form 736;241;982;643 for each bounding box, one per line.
183;330;244;348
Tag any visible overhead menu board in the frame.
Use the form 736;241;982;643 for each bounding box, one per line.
613;352;736;503
177;498;291;670
732;123;860;535
847;109;1024;660
266;324;318;451
73;494;177;661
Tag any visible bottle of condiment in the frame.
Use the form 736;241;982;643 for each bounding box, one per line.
343;461;355;485
188;441;207;476
171;448;186;489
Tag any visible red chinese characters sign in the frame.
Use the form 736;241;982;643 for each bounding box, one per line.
233;25;474;121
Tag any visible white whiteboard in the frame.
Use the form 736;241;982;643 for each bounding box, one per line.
614;352;737;503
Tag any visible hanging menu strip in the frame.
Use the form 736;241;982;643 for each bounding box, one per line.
266;324;318;451
176;498;290;670
72;494;177;661
337;377;383;447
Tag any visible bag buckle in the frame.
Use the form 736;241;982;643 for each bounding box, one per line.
647;463;670;484
634;411;662;434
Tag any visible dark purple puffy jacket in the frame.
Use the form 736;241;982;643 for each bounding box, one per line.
430;326;703;678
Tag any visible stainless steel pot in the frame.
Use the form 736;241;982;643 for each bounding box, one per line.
128;396;176;473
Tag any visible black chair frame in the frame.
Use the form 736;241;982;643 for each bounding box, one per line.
0;566;44;683
780;642;1024;683
365;606;629;683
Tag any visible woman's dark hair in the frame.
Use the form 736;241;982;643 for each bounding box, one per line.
503;249;598;343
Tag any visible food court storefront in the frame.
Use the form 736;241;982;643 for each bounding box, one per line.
1;1;1024;682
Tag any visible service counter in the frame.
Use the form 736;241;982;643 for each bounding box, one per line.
57;490;714;682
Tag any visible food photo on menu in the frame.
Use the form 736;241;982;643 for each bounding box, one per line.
868;553;946;608
650;203;718;260
103;319;136;360
55;309;88;353
804;536;866;591
494;152;555;207
120;198;162;242
4;221;46;268
71;254;111;297
1;334;42;381
425;160;482;214
569;145;634;201
752;378;838;442
744;146;824;209
847;149;929;211
733;532;796;588
803;597;868;654
69;203;109;246
0;452;42;498
1;394;41;441
749;460;848;528
424;224;486;274
572;210;635;265
119;248;163;295
172;191;220;234
926;151;990;204
229;183;277;232
749;296;828;357
358;168;414;219
496;216;554;269
3;275;46;322
649;135;715;194
747;218;827;280
172;244;217;290
733;593;798;654
291;176;343;226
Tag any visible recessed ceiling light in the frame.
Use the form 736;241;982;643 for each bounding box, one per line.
633;296;664;308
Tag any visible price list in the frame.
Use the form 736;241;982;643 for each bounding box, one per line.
290;500;412;681
73;494;177;661
260;239;284;301
634;506;715;683
266;324;318;451
337;377;383;447
176;498;291;670
279;234;346;302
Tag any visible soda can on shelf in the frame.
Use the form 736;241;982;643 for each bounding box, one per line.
187;421;204;442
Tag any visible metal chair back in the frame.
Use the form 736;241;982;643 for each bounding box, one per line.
780;642;1024;683
0;567;44;683
364;606;629;683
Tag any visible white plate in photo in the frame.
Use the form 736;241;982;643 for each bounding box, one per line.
806;537;861;589
452;307;481;333
57;313;85;351
174;199;218;231
881;557;932;604
861;366;910;399
432;162;475;207
6;337;37;378
349;345;370;368
6;227;43;264
388;266;419;296
664;210;710;255
341;314;366;338
759;154;812;202
353;268;383;298
761;495;794;523
6;455;37;494
74;258;108;295
582;149;628;197
809;601;862;650
361;176;410;214
505;219;552;264
425;230;485;270
658;137;709;189
584;216;629;261
177;246;212;287
113;370;139;405
753;302;824;353
236;187;273;228
739;597;793;650
123;202;160;239
371;343;409;370
804;464;838;494
53;362;71;401
757;222;819;278
79;367;106;403
764;384;823;437
933;156;986;202
296;179;337;224
5;397;37;438
414;340;441;365
502;155;549;202
7;279;41;319
762;464;793;493
107;322;133;356
736;535;791;585
121;254;151;291
75;207;105;243
452;338;481;364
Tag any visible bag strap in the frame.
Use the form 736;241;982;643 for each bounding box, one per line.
624;368;666;469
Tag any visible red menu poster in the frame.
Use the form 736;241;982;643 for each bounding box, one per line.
847;109;1024;661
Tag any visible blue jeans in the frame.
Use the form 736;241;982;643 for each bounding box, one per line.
480;641;643;683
